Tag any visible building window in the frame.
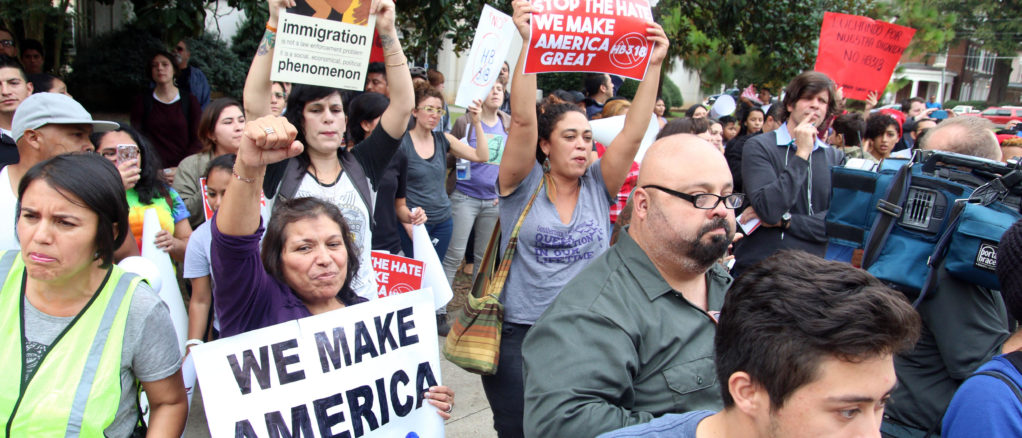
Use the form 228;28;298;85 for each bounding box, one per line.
966;46;979;71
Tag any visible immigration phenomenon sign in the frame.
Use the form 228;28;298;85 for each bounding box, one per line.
271;0;377;90
191;288;444;438
454;5;518;108
524;0;655;80
814;12;915;101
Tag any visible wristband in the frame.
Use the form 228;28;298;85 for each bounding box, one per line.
185;339;204;348
233;167;257;183
266;24;277;33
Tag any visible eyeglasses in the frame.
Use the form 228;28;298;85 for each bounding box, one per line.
642;185;744;209
273;92;287;99
417;105;446;116
0;40;13;47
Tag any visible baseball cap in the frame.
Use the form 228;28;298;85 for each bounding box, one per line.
12;92;119;141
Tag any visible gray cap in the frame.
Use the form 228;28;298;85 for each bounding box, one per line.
12;92;119;141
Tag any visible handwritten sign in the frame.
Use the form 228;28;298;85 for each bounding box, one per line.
191;288;444;438
372;251;424;299
814;12;915;101
524;0;654;80
455;6;517;108
271;0;377;90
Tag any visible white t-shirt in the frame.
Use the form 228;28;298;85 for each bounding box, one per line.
294;171;378;301
0;166;19;251
183;221;219;331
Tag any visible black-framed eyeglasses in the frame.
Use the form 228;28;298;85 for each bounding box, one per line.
0;40;14;47
642;185;744;209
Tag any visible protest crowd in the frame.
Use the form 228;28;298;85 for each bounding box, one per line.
3;0;1022;436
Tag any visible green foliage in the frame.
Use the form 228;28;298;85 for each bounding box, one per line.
536;72;582;96
661;76;683;110
68;24;245;110
394;0;513;67
944;100;992;111
616;79;640;100
230;1;269;63
68;23;165;111
186;33;247;99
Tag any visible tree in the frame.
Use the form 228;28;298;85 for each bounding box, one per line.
945;0;1022;104
393;0;511;67
653;0;962;94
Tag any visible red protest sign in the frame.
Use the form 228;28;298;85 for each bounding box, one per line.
199;177;214;221
814;12;915;101
371;251;425;299
524;0;654;80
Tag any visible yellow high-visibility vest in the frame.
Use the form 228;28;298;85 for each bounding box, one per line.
0;251;141;437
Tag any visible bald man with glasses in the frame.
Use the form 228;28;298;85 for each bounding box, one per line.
522;134;738;437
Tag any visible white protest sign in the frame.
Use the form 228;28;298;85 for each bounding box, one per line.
589;114;660;162
454;5;517;108
271;0;376;90
192;288;444;438
411;225;454;311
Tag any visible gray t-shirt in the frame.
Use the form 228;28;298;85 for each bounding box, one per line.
401;132;452;225
498;161;613;324
22;278;182;437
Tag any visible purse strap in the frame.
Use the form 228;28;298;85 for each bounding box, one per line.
485;177;545;298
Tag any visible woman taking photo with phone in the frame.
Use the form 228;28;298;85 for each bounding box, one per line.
92;126;192;262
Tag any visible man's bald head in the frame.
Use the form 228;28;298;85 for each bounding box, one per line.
631;133;736;273
918;117;1001;161
637;134;730;188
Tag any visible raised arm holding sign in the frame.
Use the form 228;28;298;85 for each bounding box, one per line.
523;0;655;80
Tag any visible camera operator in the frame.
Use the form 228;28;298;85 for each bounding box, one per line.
881;116;1010;437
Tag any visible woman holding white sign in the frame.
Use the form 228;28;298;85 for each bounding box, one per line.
212;114;456;419
478;2;669;437
241;0;415;301
0;153;187;436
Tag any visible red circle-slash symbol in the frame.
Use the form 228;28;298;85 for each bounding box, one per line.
609;32;649;70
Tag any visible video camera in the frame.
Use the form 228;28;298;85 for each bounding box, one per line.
826;150;1022;305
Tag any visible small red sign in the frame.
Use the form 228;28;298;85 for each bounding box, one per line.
814;12;915;101
524;0;654;80
371;251;425;298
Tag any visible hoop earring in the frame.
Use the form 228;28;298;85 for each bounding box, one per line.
543;157;551;173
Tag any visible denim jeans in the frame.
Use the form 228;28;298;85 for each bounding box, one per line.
442;189;499;285
399;217;454;262
481;323;530;438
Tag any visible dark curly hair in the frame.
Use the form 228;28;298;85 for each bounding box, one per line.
90;125;171;209
536;102;587;164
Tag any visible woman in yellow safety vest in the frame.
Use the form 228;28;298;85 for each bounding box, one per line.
0;153;187;436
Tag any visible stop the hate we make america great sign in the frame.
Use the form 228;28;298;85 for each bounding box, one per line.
524;0;655;80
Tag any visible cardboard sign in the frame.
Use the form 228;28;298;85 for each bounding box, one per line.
454;5;517;108
814;12;915;101
371;251;425;298
524;0;654;80
191;288;444;438
271;0;377;90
